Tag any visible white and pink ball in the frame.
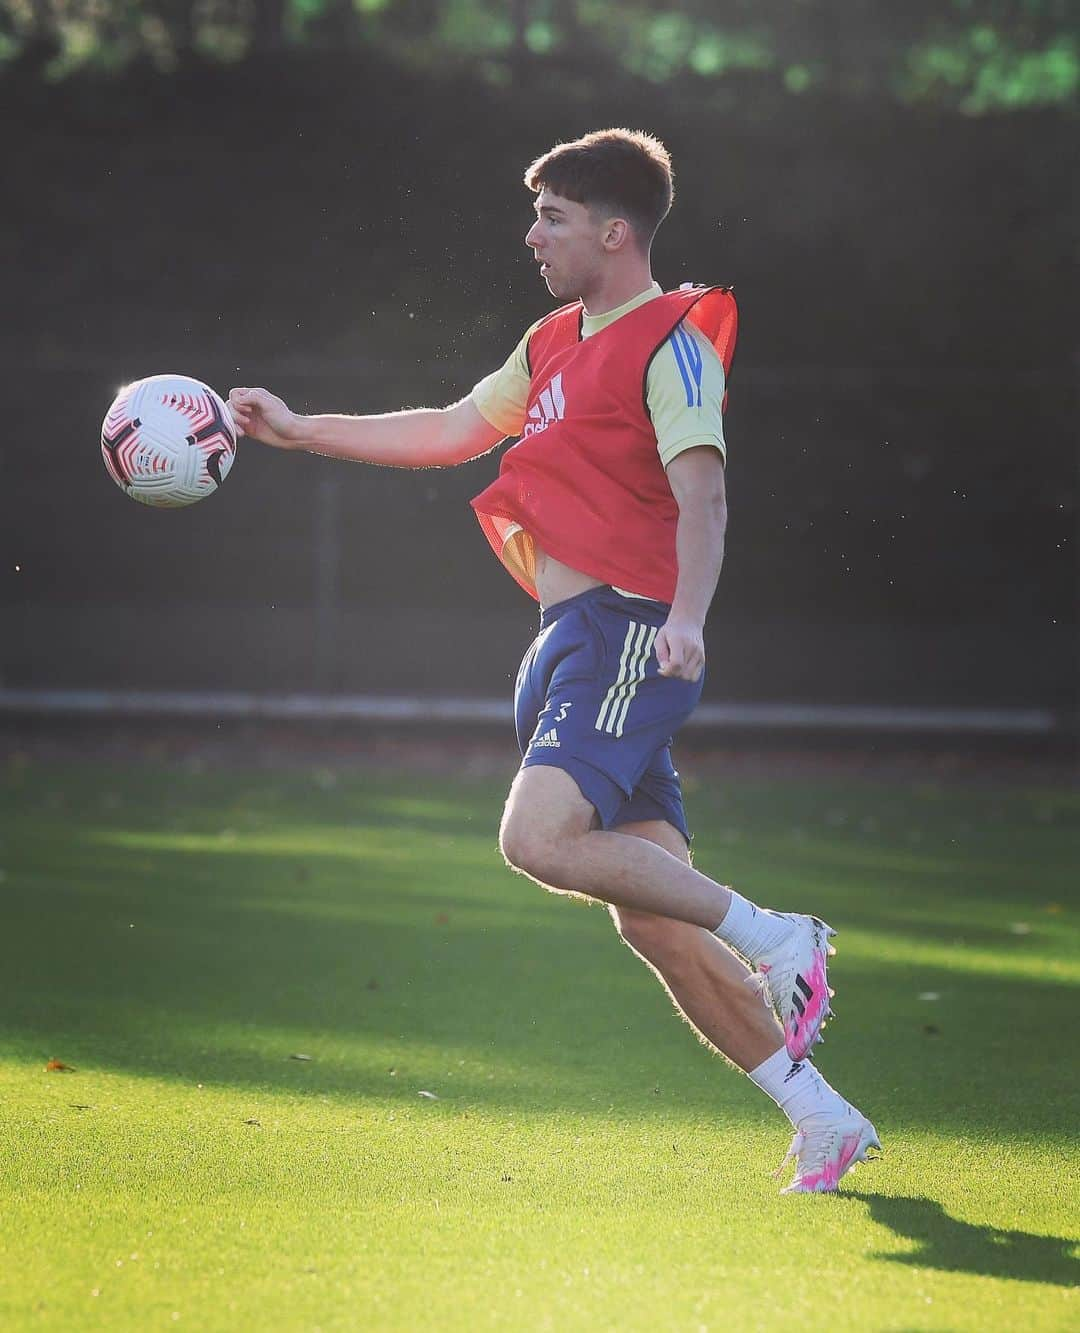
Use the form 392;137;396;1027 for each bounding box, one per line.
101;373;237;508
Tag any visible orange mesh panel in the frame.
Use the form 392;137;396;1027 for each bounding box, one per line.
685;287;738;375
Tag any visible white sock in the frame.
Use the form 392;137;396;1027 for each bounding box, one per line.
747;1046;847;1129
714;890;792;964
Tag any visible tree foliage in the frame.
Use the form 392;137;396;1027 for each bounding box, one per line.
1;0;1076;112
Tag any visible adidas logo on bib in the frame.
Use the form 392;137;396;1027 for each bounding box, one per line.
523;372;565;437
532;727;560;748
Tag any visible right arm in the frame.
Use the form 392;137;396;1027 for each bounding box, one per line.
229;320;536;470
227;389;506;469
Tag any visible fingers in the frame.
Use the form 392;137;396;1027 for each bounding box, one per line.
656;628;690;679
654;629;671;671
228;387;258;437
661;660;703;682
683;643;705;682
656;627;704;682
658;643;684;679
658;662;702;681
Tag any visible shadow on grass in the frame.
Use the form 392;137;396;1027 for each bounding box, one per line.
4;839;1079;1135
4;764;1078;1135
846;1193;1080;1288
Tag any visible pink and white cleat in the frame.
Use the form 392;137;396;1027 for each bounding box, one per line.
776;1105;881;1195
750;913;836;1060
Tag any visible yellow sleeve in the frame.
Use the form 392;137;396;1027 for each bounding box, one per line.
469;319;542;439
646;321;727;468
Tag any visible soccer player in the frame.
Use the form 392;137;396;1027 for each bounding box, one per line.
229;129;879;1193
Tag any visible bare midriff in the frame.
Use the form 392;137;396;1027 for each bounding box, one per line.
499;524;605;607
534;541;605;608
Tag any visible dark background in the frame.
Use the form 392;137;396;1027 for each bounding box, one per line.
3;2;1076;713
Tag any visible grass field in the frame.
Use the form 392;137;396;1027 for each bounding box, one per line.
1;751;1077;1331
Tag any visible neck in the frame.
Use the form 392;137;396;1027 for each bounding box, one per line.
579;257;655;317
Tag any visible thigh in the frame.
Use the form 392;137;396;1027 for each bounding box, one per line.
514;607;598;756
612;745;691;843
521;596;701;830
513;632;544;755
614;818;690;862
501;762;600;846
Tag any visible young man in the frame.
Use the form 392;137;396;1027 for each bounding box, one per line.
229;129;879;1193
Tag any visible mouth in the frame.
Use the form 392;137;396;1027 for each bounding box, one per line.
539;262;551;275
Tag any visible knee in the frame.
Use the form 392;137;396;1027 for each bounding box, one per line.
499;812;554;881
500;765;596;883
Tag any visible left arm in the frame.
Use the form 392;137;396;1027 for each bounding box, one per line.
655;446;727;681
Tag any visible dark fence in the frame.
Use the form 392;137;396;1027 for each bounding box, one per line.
6;364;1073;711
3;60;1076;713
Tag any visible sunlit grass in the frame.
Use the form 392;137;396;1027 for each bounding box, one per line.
0;756;1077;1330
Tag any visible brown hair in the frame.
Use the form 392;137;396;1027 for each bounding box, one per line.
524;129;674;247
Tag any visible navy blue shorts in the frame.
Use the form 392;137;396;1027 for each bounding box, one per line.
514;586;704;841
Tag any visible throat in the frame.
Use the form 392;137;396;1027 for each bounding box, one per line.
580;273;658;320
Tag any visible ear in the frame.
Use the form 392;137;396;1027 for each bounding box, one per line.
602;217;632;253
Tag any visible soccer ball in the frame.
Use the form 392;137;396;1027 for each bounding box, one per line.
101;373;237;508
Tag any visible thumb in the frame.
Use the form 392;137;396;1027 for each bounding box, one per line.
655;628;673;675
661;632;687;677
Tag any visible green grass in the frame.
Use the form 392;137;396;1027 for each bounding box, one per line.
1;753;1077;1331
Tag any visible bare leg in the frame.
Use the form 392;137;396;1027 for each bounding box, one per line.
500;765;736;929
499;770;877;1191
610;820;785;1073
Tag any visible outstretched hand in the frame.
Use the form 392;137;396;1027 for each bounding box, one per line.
655;617;705;682
228;387;305;450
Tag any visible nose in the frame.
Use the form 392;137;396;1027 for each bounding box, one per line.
525;218;542;251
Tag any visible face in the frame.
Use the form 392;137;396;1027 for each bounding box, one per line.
525;188;609;302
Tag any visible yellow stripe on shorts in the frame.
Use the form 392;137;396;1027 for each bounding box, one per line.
613;625;658;738
595;621;657;737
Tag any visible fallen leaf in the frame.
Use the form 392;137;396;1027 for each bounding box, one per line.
922;1024;940;1036
69;1104;91;1111
917;992;940;1001
1043;903;1063;915
46;1059;74;1072
1008;922;1032;935
243;1118;261;1127
435;912;450;926
366;979;380;991
288;1053;312;1062
418;1090;439;1100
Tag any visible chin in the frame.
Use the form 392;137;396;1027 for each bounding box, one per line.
544;274;576;302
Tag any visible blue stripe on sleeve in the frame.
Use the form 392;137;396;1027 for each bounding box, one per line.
677;326;704;407
668;332;695;407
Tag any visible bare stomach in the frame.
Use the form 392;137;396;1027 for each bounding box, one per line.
533;541;605;609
